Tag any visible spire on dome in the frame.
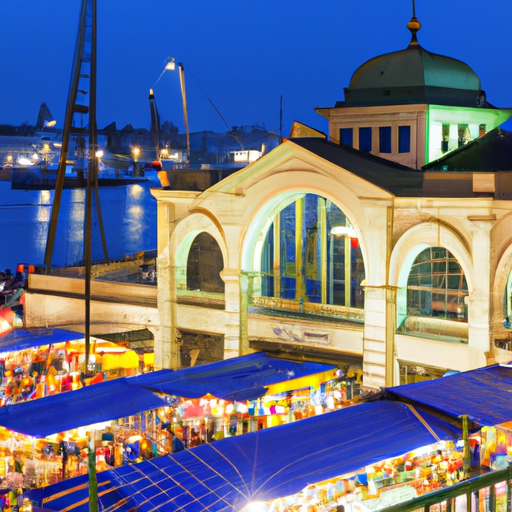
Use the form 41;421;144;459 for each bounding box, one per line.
407;0;421;47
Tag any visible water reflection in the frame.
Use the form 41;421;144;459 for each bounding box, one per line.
0;181;157;270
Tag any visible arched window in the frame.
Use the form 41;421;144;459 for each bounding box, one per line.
259;194;365;312
187;232;224;293
407;247;468;321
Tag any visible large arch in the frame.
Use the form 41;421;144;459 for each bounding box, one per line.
390;221;473;332
170;211;228;283
390;221;474;290
186;232;225;293
241;191;366;310
240;184;369;279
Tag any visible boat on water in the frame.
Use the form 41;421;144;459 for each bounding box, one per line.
8;163;150;190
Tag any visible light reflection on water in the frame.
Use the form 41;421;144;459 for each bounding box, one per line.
0;180;157;270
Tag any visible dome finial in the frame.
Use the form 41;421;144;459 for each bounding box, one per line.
407;0;421;47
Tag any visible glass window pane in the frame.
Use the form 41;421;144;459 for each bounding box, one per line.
379;126;392;153
304;195;321;303
280;203;296;299
359;127;372;152
340;128;353;147
258;195;365;313
406;247;468;323
261;223;274;297
399;125;411;153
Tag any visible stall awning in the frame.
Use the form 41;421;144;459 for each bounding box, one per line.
385;363;512;427
0;328;84;352
0;353;334;437
26;400;457;512
132;352;338;401
0;377;169;437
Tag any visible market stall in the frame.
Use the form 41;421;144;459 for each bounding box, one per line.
21;362;512;512
0;375;170;506
22;400;459;512
0;328;141;405
0;352;360;500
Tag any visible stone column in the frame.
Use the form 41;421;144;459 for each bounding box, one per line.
359;201;393;390
220;268;242;359
467;216;496;366
154;198;182;370
239;272;258;355
362;285;388;390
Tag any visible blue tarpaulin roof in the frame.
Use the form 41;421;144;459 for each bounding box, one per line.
0;378;169;437
0;353;336;437
25;401;456;512
385;363;512;426
132;352;338;401
0;328;84;352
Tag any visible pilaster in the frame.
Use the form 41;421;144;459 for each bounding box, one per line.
220;268;242;359
467;215;496;363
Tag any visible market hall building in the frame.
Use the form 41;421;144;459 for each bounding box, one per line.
151;14;512;391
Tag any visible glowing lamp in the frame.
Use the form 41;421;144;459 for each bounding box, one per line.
0;319;11;334
165;57;176;70
330;226;357;237
241;503;268;512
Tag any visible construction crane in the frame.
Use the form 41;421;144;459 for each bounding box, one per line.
178;62;190;161
159;57;190;162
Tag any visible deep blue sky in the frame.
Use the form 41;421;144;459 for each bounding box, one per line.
2;1;512;137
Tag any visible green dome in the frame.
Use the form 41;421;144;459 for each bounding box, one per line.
341;17;486;108
349;47;481;91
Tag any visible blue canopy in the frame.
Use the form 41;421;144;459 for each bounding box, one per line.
0;328;84;352
0;353;335;437
132;352;337;401
0;377;169;437
386;363;512;426
25;401;457;512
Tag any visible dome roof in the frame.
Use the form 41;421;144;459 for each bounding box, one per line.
349;47;481;92
341;16;485;108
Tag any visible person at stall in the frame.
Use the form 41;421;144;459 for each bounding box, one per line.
18;371;35;401
4;366;24;402
170;430;184;453
189;429;201;448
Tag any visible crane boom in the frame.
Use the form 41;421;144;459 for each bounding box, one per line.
178;63;190;161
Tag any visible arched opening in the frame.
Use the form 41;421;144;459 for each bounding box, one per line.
186;232;224;293
256;193;365;317
407;247;468;320
398;246;469;341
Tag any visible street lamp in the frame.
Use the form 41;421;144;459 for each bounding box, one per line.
164;57;190;161
132;146;141;176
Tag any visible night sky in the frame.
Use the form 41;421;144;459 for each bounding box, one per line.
1;1;512;137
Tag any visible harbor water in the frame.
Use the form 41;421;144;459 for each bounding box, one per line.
0;179;158;271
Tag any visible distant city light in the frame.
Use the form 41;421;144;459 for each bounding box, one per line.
17;157;34;166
